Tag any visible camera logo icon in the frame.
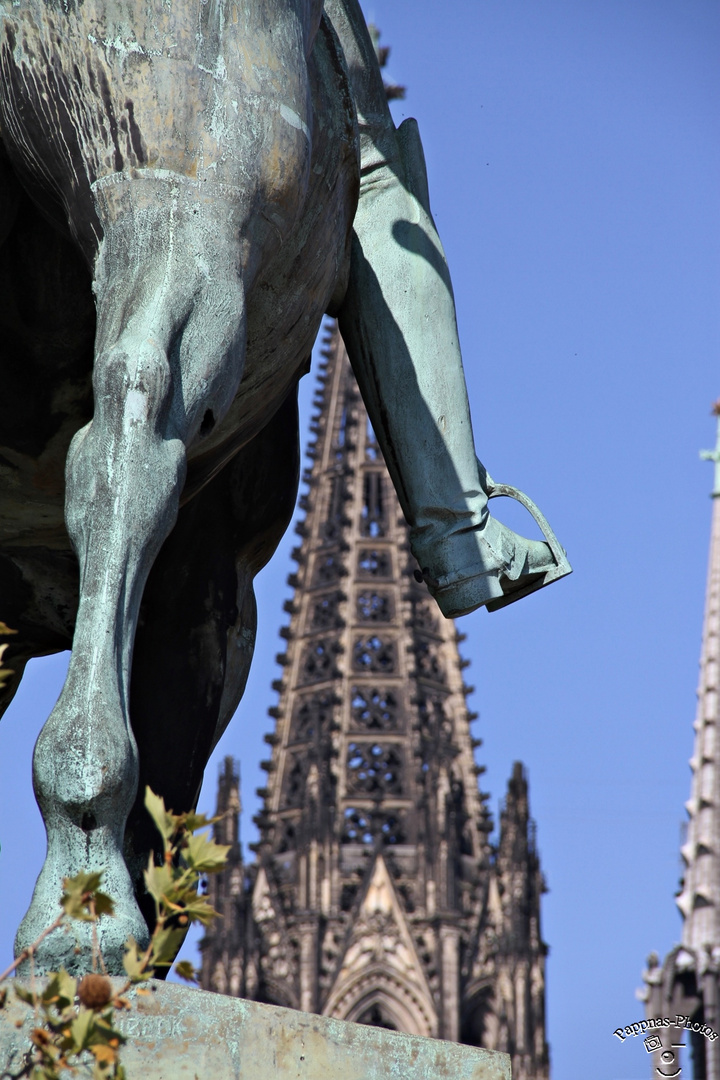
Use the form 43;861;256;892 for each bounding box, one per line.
644;1039;683;1078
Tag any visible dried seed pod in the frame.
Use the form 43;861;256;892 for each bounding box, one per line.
77;974;112;1009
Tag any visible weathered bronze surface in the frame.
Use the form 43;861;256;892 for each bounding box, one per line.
0;0;569;977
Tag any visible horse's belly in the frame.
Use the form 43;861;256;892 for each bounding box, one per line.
184;14;359;498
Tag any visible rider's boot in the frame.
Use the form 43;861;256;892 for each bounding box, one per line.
410;462;572;618
337;112;571;617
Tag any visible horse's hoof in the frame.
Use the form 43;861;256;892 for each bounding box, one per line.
14;826;149;976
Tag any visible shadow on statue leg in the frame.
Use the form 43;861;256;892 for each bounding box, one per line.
126;385;301;942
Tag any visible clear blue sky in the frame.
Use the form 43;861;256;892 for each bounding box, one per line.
0;4;718;1079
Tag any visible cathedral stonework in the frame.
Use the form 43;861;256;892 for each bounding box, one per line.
641;404;720;1080
201;325;550;1080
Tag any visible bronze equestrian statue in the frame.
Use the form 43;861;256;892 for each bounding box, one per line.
0;0;570;974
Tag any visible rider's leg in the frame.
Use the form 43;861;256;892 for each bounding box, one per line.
328;0;570;617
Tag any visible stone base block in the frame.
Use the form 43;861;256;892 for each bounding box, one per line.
0;979;510;1079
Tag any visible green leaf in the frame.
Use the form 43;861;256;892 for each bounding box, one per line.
32;1066;61;1080
61;871;105;921
70;1007;95;1051
15;984;39;1007
143;859;175;905
149;926;186;968
28;1026;65;1077
56;968;78;1008
182;811;219;834
42;969;77;1010
144;788;177;845
157;877;198;912
122;937;151;982
182;895;221;927
183;832;231;874
173;959;198;983
93;1011;126;1047
93;890;116;919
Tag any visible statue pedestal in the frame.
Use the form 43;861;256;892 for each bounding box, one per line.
0;979;510;1079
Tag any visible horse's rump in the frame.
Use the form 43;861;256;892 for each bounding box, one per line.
0;5;359;501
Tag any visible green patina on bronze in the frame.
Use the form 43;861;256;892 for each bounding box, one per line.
0;0;570;982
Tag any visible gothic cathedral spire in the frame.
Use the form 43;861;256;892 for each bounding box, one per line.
643;401;720;1079
201;324;550;1080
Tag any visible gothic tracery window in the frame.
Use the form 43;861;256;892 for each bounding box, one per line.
313;552;346;586
379;812;406;845
340;805;407;845
353;635;396;674
322;474;350;542
341;807;374;845
414;639;446;683
346;742;404;796
356;590;392;623
300;639;338;684
350;687;399;731
290;692;336;742
311;592;344;630
281;758;305;808
357;548;391;578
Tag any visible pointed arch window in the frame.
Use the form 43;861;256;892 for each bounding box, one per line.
361;472;386;537
356;1003;398;1030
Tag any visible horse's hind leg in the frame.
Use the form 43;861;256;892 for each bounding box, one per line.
125;387;300;936
16;186;248;973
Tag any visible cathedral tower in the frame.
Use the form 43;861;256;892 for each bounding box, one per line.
201;325;550;1080
642;402;720;1079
